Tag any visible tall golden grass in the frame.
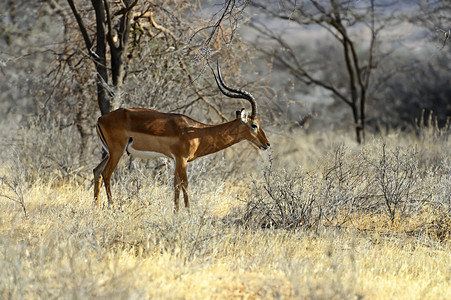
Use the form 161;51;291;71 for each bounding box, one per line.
0;118;450;299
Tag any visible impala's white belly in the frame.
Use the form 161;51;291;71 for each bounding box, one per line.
127;143;175;161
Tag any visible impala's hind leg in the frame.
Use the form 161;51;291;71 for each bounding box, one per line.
93;154;109;207
101;151;123;206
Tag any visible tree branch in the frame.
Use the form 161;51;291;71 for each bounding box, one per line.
67;0;93;52
250;20;352;107
103;0;115;47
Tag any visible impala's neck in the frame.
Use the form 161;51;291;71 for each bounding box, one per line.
194;119;246;158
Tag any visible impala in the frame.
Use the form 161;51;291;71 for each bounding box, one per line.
93;62;270;210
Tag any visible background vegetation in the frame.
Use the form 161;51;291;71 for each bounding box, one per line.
1;0;450;299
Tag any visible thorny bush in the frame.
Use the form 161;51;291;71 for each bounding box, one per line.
243;141;448;239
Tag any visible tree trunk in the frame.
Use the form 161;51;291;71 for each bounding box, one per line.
91;0;111;115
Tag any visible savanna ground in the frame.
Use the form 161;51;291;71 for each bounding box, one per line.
1;116;450;299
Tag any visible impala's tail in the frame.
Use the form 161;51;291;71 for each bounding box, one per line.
93;122;111;206
96;122;109;156
126;137;133;156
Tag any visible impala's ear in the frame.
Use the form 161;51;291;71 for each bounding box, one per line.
239;108;247;123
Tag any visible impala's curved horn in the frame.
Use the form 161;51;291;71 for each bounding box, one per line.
210;60;257;119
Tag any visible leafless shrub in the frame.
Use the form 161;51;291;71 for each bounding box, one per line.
243;157;321;230
20;116;92;184
242;140;442;232
0;150;29;217
321;144;375;224
323;142;430;225
367;144;421;224
423;158;451;242
438;158;451;214
424;211;451;243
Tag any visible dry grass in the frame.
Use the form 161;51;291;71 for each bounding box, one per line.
0;121;450;299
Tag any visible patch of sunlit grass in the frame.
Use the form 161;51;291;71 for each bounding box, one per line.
1;125;450;299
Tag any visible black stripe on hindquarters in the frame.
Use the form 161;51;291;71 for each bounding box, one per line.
126;137;133;156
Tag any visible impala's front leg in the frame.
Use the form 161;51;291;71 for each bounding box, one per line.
174;158;189;211
174;171;181;212
180;167;189;210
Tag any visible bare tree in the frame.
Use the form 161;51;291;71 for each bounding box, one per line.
249;0;397;143
371;0;451;130
65;0;167;115
41;0;253;163
60;0;249;116
413;0;451;49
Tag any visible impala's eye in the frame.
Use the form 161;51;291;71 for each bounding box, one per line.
251;123;258;130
